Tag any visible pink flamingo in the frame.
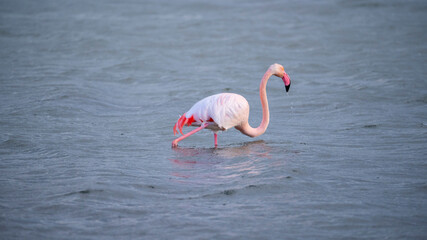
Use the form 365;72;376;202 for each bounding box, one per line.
172;63;291;148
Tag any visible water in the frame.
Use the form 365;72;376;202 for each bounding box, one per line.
1;0;426;239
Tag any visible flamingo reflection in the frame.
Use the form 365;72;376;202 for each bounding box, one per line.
169;140;273;182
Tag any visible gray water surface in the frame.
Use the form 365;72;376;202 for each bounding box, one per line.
1;0;426;239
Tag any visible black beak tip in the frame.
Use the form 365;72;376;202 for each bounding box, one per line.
285;82;291;92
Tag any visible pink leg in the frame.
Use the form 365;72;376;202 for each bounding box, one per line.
214;133;218;147
172;123;209;147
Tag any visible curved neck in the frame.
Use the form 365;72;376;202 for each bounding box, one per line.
237;69;272;137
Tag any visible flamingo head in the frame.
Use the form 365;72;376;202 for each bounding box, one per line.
270;63;291;92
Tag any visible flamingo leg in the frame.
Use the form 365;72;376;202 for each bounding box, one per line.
214;133;218;147
172;123;209;147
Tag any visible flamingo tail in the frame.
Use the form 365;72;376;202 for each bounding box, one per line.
173;113;195;135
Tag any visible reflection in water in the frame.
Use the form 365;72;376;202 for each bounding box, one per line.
170;140;271;163
169;141;276;182
214;141;271;160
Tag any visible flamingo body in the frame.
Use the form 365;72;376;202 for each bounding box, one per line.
174;93;249;134
172;63;291;147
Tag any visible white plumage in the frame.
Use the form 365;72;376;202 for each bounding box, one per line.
186;93;249;130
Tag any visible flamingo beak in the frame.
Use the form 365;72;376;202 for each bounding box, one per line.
282;74;291;92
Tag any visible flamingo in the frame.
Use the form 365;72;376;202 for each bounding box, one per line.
172;63;291;148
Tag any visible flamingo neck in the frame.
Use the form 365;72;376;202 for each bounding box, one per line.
237;69;272;137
